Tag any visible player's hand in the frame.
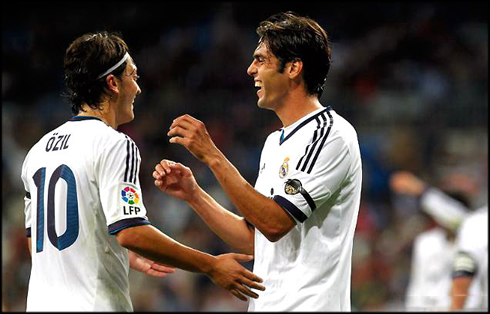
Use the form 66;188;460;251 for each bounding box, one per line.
128;250;176;278
168;114;220;165
153;159;198;202
389;171;426;196
207;253;265;301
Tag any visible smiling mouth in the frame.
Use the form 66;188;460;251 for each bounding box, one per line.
254;82;262;95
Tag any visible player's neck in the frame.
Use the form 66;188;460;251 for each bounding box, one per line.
275;94;323;127
78;101;118;129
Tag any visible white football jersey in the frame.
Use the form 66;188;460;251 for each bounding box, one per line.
452;206;488;310
405;227;480;310
21;116;150;311
250;106;362;311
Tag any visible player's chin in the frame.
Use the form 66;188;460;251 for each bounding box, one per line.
257;99;273;111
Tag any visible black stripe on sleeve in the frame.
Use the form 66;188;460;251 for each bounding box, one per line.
452;251;478;278
299;113;327;172
108;217;151;235
300;187;316;211
132;145;140;184
129;141;136;183
273;195;307;223
25;191;31;199
124;136;131;182
452;270;476;278
307;110;333;174
26;228;31;237
296;116;322;172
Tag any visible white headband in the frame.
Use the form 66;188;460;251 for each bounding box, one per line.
97;52;130;79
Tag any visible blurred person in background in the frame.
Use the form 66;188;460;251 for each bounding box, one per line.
20;31;264;311
153;11;362;311
390;171;482;311
450;205;488;311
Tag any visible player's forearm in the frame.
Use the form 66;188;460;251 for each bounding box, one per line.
117;225;214;274
188;186;254;254
450;276;472;310
205;150;293;241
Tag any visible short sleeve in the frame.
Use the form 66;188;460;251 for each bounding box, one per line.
273;135;352;223
456;215;481;259
97;135;150;234
452;209;487;278
419;187;468;231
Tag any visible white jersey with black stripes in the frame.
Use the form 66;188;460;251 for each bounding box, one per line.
250;106;362;311
21;116;150;311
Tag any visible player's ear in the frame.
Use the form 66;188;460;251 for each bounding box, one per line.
105;74;120;94
287;58;303;80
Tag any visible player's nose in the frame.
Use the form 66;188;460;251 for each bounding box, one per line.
247;60;257;77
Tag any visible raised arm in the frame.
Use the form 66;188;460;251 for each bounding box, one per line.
153;160;254;253
167;115;296;242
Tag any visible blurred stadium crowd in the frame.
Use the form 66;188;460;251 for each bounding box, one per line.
2;1;487;311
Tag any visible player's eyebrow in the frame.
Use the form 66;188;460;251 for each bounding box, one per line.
128;65;138;75
253;52;266;60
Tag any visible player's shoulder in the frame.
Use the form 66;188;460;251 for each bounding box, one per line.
69;117;135;147
26;121;69;156
264;128;282;144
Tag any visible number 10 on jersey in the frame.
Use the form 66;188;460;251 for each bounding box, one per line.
32;164;79;253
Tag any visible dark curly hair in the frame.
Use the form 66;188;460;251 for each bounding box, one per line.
257;12;331;98
63;31;129;114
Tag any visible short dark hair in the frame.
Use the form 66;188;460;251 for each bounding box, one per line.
257;12;331;98
63;31;129;114
445;190;471;209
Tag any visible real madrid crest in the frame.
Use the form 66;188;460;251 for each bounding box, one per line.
279;157;289;178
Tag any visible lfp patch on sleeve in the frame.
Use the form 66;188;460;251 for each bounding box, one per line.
119;184;142;216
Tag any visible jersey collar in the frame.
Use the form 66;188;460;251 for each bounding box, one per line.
279;106;331;145
69;115;103;122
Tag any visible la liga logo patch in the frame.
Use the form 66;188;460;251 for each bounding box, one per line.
121;186;140;205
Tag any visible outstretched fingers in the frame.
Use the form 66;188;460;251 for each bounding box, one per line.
152;263;176;273
234;283;259;300
240;275;266;291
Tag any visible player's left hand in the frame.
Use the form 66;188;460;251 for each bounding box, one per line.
168;114;220;165
153;159;198;202
128;250;176;278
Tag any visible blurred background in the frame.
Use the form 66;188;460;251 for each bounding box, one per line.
2;1;487;311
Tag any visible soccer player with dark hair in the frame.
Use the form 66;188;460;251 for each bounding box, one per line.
154;12;362;311
21;31;264;311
